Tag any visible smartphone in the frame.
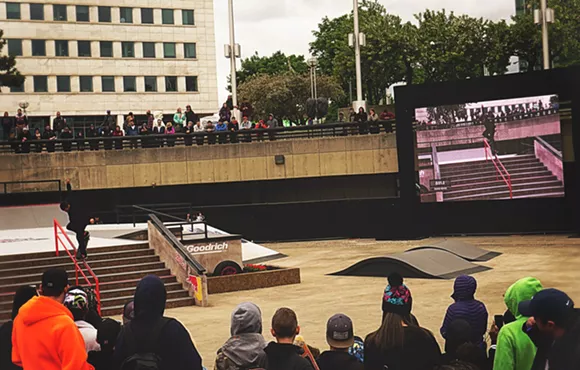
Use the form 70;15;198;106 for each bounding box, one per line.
494;314;504;329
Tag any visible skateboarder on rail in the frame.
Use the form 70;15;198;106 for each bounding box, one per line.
60;178;90;260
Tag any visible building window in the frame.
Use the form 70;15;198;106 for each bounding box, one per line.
10;82;24;93
76;5;89;22
30;4;44;20
100;41;113;57
144;76;157;92
31;40;46;56
162;9;174;24
186;76;198;92
184;43;197;58
141;8;153;24
78;41;91;57
55;40;69;56
57;76;71;92
34;76;48;92
163;43;176;58
98;6;111;22
165;76;177;92
53;4;67;21
101;76;115;92
142;42;156;58
122;42;135;58
182;10;194;25
120;7;132;23
79;76;93;92
6;3;20;20
7;39;22;56
123;76;136;92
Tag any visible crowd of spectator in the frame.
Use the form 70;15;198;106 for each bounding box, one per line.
1;268;579;370
416;100;560;131
1;105;398;153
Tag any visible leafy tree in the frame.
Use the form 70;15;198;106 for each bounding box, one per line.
238;73;345;124
0;30;25;89
234;51;309;87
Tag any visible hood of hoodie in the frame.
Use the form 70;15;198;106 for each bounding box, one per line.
452;275;477;301
504;277;543;319
222;302;266;366
134;275;166;320
18;296;73;326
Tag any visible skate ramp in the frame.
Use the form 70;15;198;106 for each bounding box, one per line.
331;249;491;279
406;240;501;262
0;204;67;230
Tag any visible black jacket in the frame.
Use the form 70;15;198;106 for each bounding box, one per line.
185;110;199;125
53;117;66;132
264;342;314;370
364;326;441;370
317;350;363;370
113;276;203;370
63;183;90;232
531;310;580;370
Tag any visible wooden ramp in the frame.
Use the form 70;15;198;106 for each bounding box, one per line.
406;240;501;262
330;249;491;279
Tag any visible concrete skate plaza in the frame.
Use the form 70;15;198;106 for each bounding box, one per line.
168;235;580;365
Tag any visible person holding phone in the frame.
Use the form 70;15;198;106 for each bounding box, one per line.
493;277;543;370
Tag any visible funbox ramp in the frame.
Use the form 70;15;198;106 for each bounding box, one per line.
330;249;490;279
406;239;501;262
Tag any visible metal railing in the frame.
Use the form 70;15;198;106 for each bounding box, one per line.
484;139;512;199
148;214;207;275
53;219;101;314
0;120;396;154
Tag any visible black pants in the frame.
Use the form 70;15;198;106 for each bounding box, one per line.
76;229;87;256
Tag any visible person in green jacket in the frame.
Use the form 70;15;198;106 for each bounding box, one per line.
493;277;543;370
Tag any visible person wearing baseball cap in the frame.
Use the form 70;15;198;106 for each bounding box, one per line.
317;314;363;370
11;268;94;370
518;288;580;370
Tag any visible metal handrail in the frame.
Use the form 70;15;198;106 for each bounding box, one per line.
148;214;207;275
483;139;512;199
53;219;101;314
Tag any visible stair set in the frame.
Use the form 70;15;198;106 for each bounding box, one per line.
0;238;194;321
440;154;565;201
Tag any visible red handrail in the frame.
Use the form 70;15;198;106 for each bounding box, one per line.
483;139;512;199
54;219;101;314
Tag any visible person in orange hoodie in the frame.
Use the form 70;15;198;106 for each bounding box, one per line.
12;268;94;370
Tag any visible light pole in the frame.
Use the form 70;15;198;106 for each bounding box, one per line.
308;57;318;100
534;0;555;69
225;0;241;116
351;0;366;111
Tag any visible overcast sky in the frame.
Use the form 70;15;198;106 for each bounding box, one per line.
212;0;517;104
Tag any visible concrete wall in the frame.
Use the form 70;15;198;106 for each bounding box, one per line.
0;134;399;191
148;221;208;306
535;140;564;183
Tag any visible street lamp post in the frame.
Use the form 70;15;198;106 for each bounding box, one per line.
351;0;366;111
225;0;241;117
308;57;318;100
534;0;555;69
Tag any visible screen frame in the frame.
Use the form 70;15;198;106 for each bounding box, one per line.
394;67;580;236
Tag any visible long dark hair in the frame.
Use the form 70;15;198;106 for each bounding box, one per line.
367;312;405;351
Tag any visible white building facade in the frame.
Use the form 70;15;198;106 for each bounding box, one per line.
0;0;218;130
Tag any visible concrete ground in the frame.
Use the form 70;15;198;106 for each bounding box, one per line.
164;235;580;367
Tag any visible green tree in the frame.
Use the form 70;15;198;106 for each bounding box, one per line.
0;30;25;89
234;51;309;86
238;73;345;124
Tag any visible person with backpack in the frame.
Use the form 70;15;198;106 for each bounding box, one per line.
113;275;203;370
214;302;268;370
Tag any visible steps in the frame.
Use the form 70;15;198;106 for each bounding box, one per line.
440;155;565;201
0;243;194;320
